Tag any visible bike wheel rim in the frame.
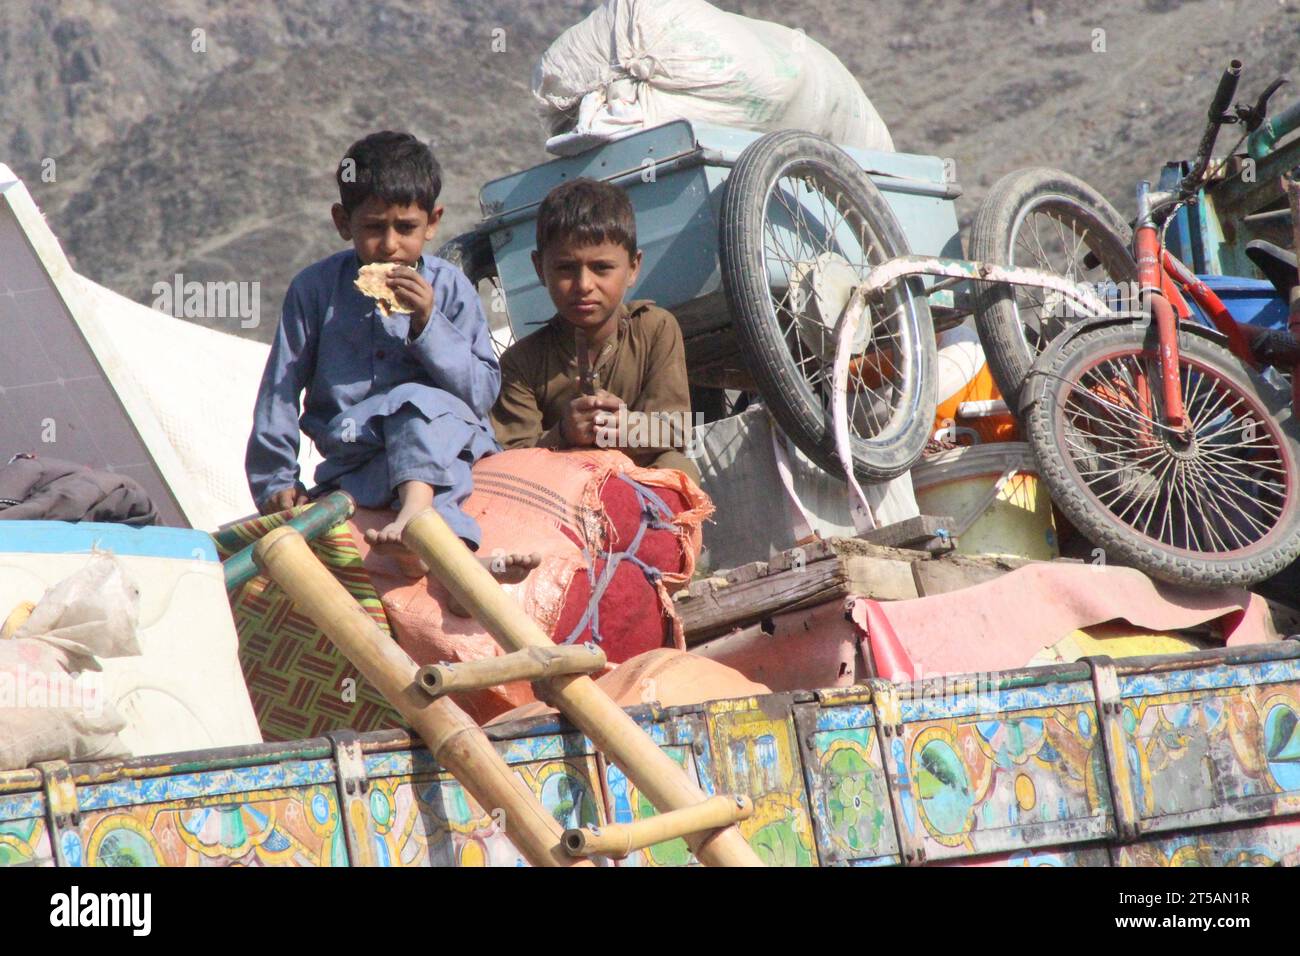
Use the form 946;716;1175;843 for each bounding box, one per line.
1052;342;1298;560
755;158;923;447
1007;195;1136;359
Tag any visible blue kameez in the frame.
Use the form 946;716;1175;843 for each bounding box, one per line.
246;250;500;548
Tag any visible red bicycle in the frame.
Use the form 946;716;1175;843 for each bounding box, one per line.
1021;61;1300;588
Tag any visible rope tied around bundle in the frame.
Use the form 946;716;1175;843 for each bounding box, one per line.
561;472;686;650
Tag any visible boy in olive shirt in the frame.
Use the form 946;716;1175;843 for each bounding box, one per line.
490;178;698;482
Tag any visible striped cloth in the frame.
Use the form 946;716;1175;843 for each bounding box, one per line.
215;507;403;741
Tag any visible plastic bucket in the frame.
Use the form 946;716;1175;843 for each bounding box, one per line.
912;442;1058;560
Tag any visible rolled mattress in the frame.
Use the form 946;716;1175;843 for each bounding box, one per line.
0;522;261;757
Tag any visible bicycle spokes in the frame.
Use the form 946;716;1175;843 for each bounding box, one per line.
761;170;911;441
1060;350;1288;554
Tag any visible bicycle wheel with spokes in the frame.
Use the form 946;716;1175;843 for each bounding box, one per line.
970;167;1138;406
720;130;936;481
1023;322;1300;587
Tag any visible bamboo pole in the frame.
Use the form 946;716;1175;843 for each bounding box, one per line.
563;795;753;859
402;508;765;867
418;644;606;698
253;526;585;868
224;491;356;592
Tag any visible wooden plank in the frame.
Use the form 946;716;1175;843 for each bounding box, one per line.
679;557;848;643
767;538;836;572
1263;596;1300;638
861;515;956;551
685;536;1267;643
844;555;920;602
684;529;1292;654
910;553;1030;597
724;561;767;586
678;541;921;643
695;577;731;597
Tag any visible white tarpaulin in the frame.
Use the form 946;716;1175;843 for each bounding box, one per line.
74;277;323;527
534;0;894;156
0;163;320;529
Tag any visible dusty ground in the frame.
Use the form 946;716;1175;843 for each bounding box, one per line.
1;0;1297;338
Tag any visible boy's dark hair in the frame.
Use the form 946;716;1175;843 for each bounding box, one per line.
336;131;442;215
535;178;638;258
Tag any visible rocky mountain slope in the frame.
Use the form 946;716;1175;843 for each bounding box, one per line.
2;0;1297;340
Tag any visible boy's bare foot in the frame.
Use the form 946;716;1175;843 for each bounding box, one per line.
364;479;435;560
364;520;410;551
365;523;431;578
446;552;543;617
483;551;542;585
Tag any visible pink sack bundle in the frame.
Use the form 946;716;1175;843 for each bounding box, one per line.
352;448;711;722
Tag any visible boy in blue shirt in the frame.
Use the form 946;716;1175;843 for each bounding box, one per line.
246;131;537;583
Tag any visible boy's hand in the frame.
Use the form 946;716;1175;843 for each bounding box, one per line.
560;390;623;447
260;485;310;515
386;266;434;338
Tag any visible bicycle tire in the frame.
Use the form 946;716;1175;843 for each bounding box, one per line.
1023;321;1300;587
436;230;514;358
970;167;1137;406
719;130;936;481
435;230;497;285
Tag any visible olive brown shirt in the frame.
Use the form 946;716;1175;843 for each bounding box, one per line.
490;300;699;483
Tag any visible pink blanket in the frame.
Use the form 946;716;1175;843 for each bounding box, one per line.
694;562;1278;687
855;562;1275;680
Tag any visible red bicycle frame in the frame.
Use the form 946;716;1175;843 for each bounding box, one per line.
1158;248;1260;364
1124;58;1300;435
1131;219;1292;436
1133;221;1190;433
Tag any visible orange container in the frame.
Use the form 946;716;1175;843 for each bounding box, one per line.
932;325;1018;444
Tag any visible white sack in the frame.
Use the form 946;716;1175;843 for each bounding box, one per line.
535;0;894;156
12;553;142;664
0;638;128;771
0;555;141;770
694;406;918;572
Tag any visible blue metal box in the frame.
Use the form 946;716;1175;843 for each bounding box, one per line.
477;120;966;350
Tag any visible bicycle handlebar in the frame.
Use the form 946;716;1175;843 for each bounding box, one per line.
1177;60;1244;202
1248;83;1300;159
1207;60;1243;123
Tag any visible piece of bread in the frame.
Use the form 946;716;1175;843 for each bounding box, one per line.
354;262;412;318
